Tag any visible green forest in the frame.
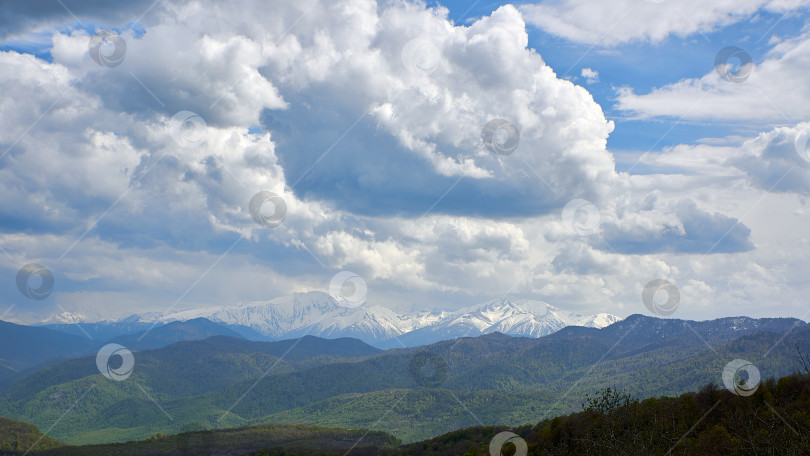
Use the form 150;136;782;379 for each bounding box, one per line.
4;372;810;455
3;317;809;445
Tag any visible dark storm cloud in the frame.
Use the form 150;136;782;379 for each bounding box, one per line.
0;0;162;38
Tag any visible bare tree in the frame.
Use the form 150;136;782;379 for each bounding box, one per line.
796;344;810;375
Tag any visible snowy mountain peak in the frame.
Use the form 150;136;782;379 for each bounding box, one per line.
131;293;621;347
42;311;89;325
580;313;623;328
473;297;558;316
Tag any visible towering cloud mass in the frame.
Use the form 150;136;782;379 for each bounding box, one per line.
0;0;803;324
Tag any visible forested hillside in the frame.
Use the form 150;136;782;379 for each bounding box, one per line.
0;417;63;454
2;423;397;456
6;373;810;455
1;317;809;445
386;373;810;455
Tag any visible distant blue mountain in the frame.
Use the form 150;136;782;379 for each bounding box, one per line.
43;314;160;341
0;320;96;389
109;318;246;351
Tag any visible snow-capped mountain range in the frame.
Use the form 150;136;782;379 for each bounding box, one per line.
109;292;621;347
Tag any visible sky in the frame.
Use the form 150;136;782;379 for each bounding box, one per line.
1;0;810;324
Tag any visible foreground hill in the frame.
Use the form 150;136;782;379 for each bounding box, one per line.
6;423;398;456
384;373;810;455
0;416;63;454
2;315;808;444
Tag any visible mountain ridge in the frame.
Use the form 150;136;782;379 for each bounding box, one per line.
4;314;809;445
99;292;623;347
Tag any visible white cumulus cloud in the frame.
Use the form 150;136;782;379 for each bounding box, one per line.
520;0;810;46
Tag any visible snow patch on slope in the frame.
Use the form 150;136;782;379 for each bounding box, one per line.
133;292;621;345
